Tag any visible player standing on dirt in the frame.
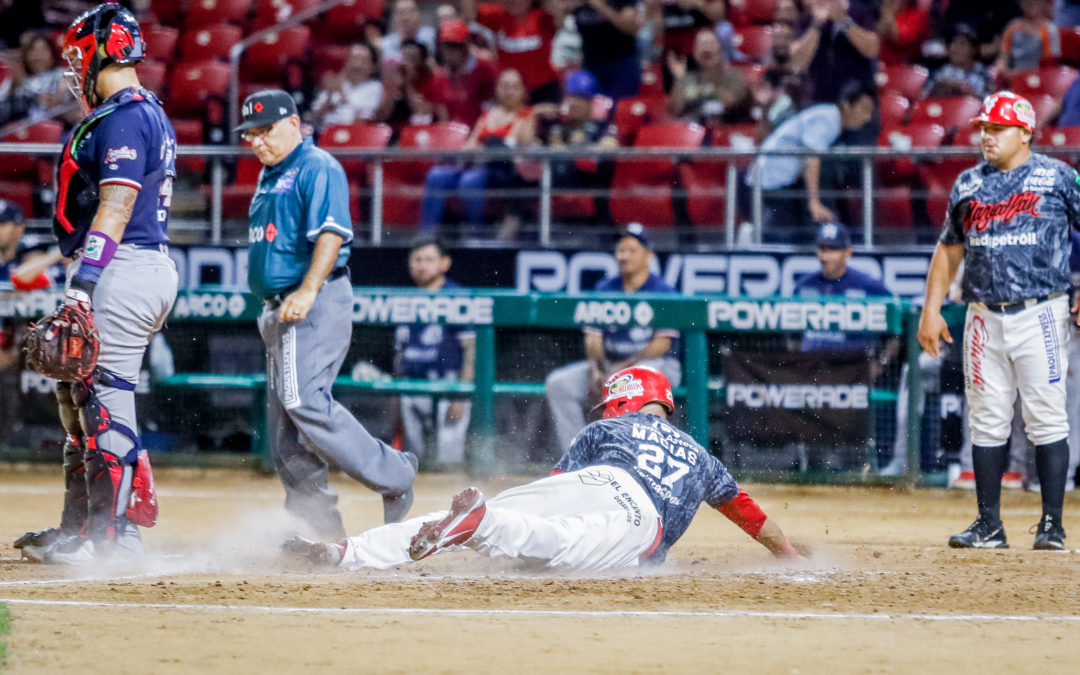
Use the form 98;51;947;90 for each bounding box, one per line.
283;366;800;570
918;91;1080;551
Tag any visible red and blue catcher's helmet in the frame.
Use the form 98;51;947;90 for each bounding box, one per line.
596;366;675;419
971;90;1036;133
62;3;144;110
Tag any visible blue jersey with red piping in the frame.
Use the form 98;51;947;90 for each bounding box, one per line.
553;412;740;562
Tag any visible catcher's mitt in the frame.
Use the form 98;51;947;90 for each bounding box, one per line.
23;304;99;381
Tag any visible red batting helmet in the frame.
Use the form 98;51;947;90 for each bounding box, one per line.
62;3;144;110
971;91;1036;133
595;366;675;419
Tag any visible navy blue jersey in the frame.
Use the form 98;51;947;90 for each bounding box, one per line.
941;153;1080;305
553;412;740;561
394;279;475;378
588;274;679;363
794;267;892;352
247;137;353;299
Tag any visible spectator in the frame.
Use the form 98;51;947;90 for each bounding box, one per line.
308;43;384;128
394;237;475;467
544;223;681;450
464;0;561;104
4;33;72;124
419;68;536;235
765;16;797;68
378;0;438;63
745;80;876;243
551;0;584;69
1056;0;1080;27
376;39;439;131
748;67;801;142
996;0;1059;79
573;0;642;100
877;0;931;65
923;25;993;99
1054;69;1080;125
790;0;880;105
437;3;460;23
941;1;1021;63
0;2;44;50
429;20;498;127
667;28;750;123
660;0;727;57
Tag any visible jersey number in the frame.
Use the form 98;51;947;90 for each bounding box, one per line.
636;443;689;488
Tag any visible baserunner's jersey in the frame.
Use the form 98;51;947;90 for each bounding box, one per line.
941;152;1080;305
553;412;739;561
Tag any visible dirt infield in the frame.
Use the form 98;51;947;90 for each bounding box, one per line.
1;466;1078;674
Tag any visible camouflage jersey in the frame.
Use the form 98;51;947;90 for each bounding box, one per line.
553;412;739;562
941;152;1080;305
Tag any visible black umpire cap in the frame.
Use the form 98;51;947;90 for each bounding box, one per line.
0;199;24;225
233;89;298;132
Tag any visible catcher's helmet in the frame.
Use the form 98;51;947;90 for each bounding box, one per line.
971;90;1036;133
595;366;675;419
62;3;144;110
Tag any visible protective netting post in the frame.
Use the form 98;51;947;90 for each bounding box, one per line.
469;325;496;475
903;308;923;483
684;329;709;446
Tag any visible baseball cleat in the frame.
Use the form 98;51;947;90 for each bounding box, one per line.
1031;514;1066;551
948;518;1009;549
281;535;344;566
13;527;64;563
408;487;487;561
42;537;96;565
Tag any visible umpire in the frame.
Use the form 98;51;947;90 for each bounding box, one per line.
238;90;417;537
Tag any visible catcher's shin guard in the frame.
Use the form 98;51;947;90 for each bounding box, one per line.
72;374;133;542
56;382;89;535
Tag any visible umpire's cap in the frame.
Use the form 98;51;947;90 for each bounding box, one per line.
234;89;299;132
0;199;24;225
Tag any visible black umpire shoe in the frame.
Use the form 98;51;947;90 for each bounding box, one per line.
948;518;1009;549
1032;514;1066;551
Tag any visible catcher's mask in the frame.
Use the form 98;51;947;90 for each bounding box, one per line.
62;3;144;111
593;366;675;419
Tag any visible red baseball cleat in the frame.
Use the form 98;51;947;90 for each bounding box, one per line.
408;487;487;561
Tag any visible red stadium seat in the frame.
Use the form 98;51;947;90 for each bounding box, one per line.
733;26;773;62
182;26;244;63
878;122;945;185
382;123;471;227
613;95;667;146
242;26;311;82
1059;27;1080;66
135;59;168;97
684;122;756;227
611;122;706;227
319;0;385;44
909;96;982;129
0;181;36;218
1011;66;1079;100
172;119;206;177
313;45;351;82
1041;125;1080;147
0;121;62;181
167;61;231;118
142;25;179;62
879;94;911;129
638;64;664;97
150;0;186;27
727;0;778;26
919;161;969;228
253;0;321;29
211;154;264;218
318;123;393;186
876;64;928;101
1026;93;1059;130
185;0;251;29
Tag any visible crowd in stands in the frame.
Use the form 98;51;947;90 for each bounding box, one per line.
6;0;1080;240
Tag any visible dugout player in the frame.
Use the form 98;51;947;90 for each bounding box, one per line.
238;89;417;538
283;366;801;570
545;223;682;450
918;91;1080;551
14;4;179;564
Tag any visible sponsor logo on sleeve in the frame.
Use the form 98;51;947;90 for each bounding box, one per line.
105;146;138;163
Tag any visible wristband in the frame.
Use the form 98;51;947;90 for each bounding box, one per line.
80;231;118;270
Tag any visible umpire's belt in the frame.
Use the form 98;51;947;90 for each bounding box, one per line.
263;267;349;310
981;291;1066;315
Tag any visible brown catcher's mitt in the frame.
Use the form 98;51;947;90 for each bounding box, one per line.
23;304;99;381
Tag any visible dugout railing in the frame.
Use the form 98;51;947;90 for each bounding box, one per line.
0;286;965;486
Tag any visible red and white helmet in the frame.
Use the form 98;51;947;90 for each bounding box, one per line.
62;3;145;110
595;366;675;419
971;90;1036;133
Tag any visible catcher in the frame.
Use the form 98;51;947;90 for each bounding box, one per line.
15;4;178;564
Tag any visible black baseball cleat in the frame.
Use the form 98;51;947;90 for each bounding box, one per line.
1031;514;1066;551
13;527;64;563
948;518;1009;549
408;487;487;561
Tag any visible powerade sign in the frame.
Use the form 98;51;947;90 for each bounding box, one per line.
708;299;890;332
352;293;493;325
727;383;870;410
0;290;62;318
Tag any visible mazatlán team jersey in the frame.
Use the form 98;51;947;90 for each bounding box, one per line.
395;279;475;378
54;87;175;256
247;137;353;299
587;274;680;363
554;412;739;562
794;267;892;352
941;152;1080;305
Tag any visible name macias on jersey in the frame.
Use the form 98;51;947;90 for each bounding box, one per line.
630;420;701;506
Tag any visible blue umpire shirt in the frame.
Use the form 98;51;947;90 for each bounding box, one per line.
247;137;353;299
794;265;893;352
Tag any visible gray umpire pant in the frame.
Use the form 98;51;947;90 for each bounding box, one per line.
545;357;682;451
258;276;416;538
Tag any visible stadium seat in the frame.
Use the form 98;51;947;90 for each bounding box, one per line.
166;61;231;119
318;123;393;186
313;45;351;82
172;119;206;177
0;121;62;181
919;160;968;227
319;0;386;44
638;64;664;97
1042;125;1080;147
876;64;928;101
1011;66;1078;101
727;0;778;26
241;26;311;82
211;154;264;218
382;123;471;227
680;124;757;227
610;122;706;228
879;94;911;129
185;0;251;29
909;96;982;129
733;26;773;63
182;26;244;63
135;59;168;97
0;181;35;218
142;25;179;62
1059;26;1080;66
1026;93;1059;129
613;95;668;146
150;0;186;27
253;0;321;29
877;122;945;185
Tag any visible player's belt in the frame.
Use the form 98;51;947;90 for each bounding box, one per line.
263;266;349;309
982;291;1066;315
129;243;168;254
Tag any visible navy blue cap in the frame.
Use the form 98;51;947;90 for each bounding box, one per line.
0;199;24;225
234;89;299;132
565;70;598;98
618;222;653;250
816;222;851;249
